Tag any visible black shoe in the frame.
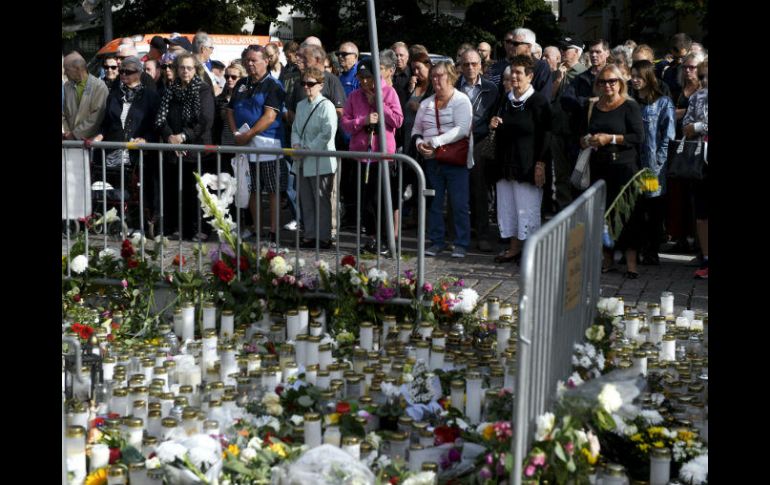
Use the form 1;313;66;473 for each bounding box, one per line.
363;240;389;256
641;252;660;265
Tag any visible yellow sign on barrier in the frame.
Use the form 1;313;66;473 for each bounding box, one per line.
565;223;585;311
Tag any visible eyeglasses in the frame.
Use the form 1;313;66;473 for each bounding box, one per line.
337;51;356;57
103;65;118;70
505;40;529;47
225;74;240;80
431;72;447;79
161;64;173;70
178;65;196;71
301;81;321;87
461;61;480;67
684;65;698;71
598;78;619;86
118;69;138;75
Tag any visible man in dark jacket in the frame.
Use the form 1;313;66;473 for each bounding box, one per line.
560;39;610;116
486;28;552;95
456;49;499;252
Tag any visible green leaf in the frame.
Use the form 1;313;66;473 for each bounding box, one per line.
297;395;313;408
505;452;513;471
554;441;567;462
567;457;576;472
223;459;253;476
120;445;145;464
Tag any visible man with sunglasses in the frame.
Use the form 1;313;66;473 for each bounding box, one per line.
456;48;498;252
487;28;552;95
337;42;360;97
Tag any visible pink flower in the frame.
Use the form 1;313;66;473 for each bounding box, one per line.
565;441;574;455
272;278;279;286
525;465;536;477
531;452;546;467
120;279;128;288
422;282;433;293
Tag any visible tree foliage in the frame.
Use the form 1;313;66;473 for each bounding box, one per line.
626;0;708;43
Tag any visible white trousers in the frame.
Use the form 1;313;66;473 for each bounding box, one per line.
496;179;542;240
62;148;91;220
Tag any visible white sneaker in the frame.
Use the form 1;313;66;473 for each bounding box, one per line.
284;220;299;231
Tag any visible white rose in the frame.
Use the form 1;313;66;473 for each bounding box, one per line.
130;233;147;247
240;447;257;462
70;254;88;274
98;248;117;260
402;373;414;383
145;457;161;469
598;384;623;413
156;442;188;463
269;256;288;277
534;412;555;441
267;403;283;416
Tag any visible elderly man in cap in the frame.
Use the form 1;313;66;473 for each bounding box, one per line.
62;51;109;221
142;35;166;62
166;34;193;54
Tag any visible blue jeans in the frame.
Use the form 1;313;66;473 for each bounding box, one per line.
425;159;470;249
285;159;300;223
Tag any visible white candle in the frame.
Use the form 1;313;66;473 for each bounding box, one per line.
500;303;514;318
304;413;322;448
614;297;625;316
360;322;374;351
342;437;361;459
283;364;299;383
309;322;323;337
298;306;310;335
173;309;183;338
624;317;640;339
408;445;424;472
649;317;666;345
415;343;430;364
286;310;301;341
381;317;396;347
181;304;195;342
295;336;307;367
649;448;671;485
103;360;116;382
220;311;234;338
90;443;110;471
487;298;500;321
465;373;482;424
323;426;341;446
305;365;318;385
316;372;330;389
305;338;320;367
675;316;690;329
496;323;511;356
681;309;695;324
418;322;434;340
429;347;445;371
632;352;647;377
660;292;674;316
202;303;216;333
66;426;87;484
450;380;465;415
398;326;411;344
660;336;676;361
432;334;445;349
319;344;333;370
201;331;218;370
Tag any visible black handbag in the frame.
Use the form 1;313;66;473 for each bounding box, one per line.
666;138;705;180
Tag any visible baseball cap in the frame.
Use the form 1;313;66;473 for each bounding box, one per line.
558;36;584;51
165;34;193;52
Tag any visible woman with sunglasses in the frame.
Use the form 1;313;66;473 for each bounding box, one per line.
158;52;177;97
102;56;119;90
581;64;644;278
291;67;338;249
92;56;161;231
154;52;215;241
214;61;247;146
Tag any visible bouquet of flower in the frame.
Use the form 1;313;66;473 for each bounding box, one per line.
155;434;223;484
422;277;481;331
571;342;607;381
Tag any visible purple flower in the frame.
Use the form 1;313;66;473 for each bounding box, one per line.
454;278;464;287
208;243;235;262
485;453;494;465
422;282;433;293
404;269;415;280
448;448;461;463
374;286;397;303
479;467;493;480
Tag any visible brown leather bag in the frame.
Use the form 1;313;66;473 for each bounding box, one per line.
433;103;469;166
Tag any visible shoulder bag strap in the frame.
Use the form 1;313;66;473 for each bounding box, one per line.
433;100;442;135
299;99;328;141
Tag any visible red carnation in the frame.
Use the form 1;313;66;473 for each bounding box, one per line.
434;425;460;446
341;255;356;267
389;477;400;485
336;401;351;414
126;258;139;269
73;294;81;303
109;447;121;464
275;385;284;396
265;250;277;261
212;260;235;283
120;239;135;259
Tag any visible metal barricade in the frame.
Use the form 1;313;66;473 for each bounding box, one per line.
510;180;606;484
61;140;430;303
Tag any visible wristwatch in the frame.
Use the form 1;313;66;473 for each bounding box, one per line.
180;133;187;143
610;134;617;145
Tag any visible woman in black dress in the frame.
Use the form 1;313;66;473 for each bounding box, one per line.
581;64;645;278
154;52;215;241
489;55;552;263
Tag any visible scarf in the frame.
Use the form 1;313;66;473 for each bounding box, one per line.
120;81;144;104
155;75;203;130
507;85;535;105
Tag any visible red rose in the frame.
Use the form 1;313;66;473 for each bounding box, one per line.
173;254;186;266
239;256;249;271
336;401;351;414
341;255;356;267
126;258;139;269
120;239;135;259
389;477;400;485
73;294;81;303
434;425;460;446
108;447;121;464
275;385;284;396
212;260;235;283
265;250;277;261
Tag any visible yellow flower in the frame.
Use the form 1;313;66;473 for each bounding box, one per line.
653;441;665;448
638;443;650;453
85;467;107;485
581;447;598;465
146;337;161;346
647;427;665;437
270;442;287;458
641;176;660;193
325;413;340;425
630;433;642;442
482;424;496;441
223;444;239;459
334;307;341;316
678;430;694;442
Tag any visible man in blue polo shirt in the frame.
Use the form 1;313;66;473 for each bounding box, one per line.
227;45;286;242
337;41;360;96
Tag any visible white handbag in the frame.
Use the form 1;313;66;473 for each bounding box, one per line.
231;153;251;209
570;147;593;190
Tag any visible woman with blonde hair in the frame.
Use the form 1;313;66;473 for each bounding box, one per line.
581;63;644;277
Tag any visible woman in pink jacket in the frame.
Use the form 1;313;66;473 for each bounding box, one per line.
342;58;404;255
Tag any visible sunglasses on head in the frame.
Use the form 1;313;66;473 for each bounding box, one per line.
598;78;619;86
119;69;138;75
103;65;118;70
301;80;321;87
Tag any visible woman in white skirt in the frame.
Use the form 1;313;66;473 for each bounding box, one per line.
489;56;552;263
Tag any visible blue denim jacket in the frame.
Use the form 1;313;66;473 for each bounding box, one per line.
638;95;675;196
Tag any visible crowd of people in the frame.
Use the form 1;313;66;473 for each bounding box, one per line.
62;28;708;278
